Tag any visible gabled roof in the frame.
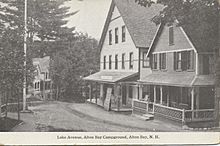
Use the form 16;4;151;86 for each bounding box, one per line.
99;0;163;49
33;56;50;73
147;21;217;56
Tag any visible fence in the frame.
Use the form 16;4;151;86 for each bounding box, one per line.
132;99;215;123
185;109;215;122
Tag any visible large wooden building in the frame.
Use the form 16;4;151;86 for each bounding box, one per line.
84;0;162;111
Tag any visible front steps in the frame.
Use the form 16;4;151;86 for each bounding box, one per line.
133;113;154;121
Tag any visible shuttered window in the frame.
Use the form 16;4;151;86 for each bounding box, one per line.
174;50;195;71
129;52;134;69
115;28;118;44
159;53;166;70
103;56;106;69
115;55;118;69
152;54;158;69
122;53;125;69
109;55;112;69
109;30;112;45
122;26;126;42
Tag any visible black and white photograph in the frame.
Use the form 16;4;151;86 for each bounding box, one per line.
0;0;219;145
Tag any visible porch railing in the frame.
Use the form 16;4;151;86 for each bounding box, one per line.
1;104;6;118
154;103;184;121
132;99;153;115
132;99;215;123
185;109;215;122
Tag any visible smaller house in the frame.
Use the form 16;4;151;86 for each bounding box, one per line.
30;56;52;100
133;21;217;128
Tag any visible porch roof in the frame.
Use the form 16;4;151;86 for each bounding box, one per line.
83;71;138;83
139;73;195;87
139;73;215;87
192;75;215;86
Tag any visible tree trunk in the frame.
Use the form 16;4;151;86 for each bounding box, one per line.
56;86;59;101
0;90;2;119
17;89;20;121
5;90;9;118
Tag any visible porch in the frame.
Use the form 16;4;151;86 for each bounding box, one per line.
85;82;136;112
83;71;139;112
132;84;215;127
133;99;214;123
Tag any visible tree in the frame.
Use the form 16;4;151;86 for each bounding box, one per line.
0;0;78;57
50;34;99;102
0;0;76;119
0;28;34;120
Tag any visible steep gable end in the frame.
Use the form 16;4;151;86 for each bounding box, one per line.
99;0;163;50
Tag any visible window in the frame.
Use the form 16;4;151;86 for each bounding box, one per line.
115;28;118;44
174;52;181;70
143;52;150;68
103;56;106;69
169;26;174;45
34;82;37;89
203;55;214;75
129;52;134;69
46;72;48;79
187;50;194;70
174;50;195;71
109;30;112;45
109;55;112;69
152;54;158;69
159;53;166;70
115;55;118;69
122;26;126;42
122;53;125;69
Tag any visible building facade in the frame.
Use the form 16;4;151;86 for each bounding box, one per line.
30;56;52;100
133;22;217;128
84;0;162;111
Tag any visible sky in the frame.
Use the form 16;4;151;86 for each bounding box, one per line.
65;0;112;40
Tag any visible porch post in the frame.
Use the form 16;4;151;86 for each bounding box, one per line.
167;87;169;106
139;84;143;100
100;83;103;99
196;88;199;110
160;86;163;104
89;83;92;102
215;87;220;127
180;87;183;103
95;83;98;104
126;84;129;100
191;87;195;119
154;86;156;103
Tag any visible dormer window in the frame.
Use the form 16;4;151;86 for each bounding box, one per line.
115;28;118;44
169;26;174;45
109;30;112;45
